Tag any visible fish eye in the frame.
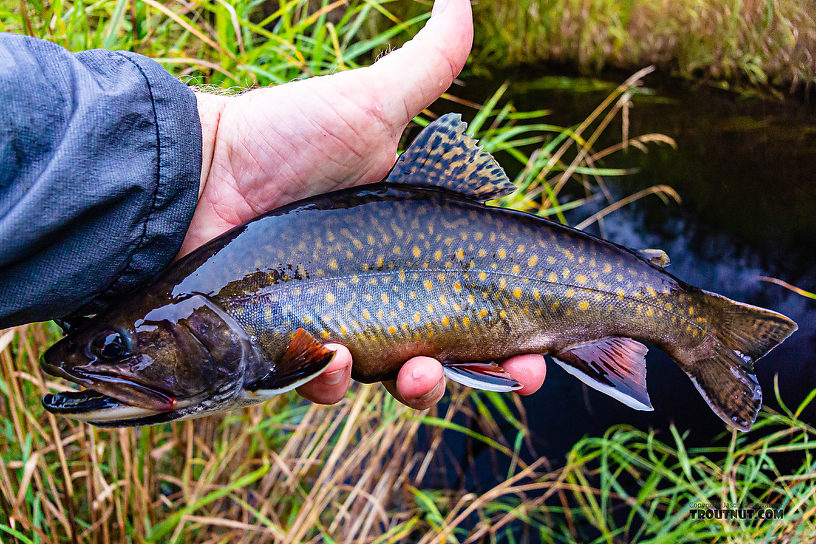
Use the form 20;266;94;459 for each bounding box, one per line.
90;331;129;361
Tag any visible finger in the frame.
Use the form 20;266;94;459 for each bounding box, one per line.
296;343;352;405
500;354;547;396
383;356;446;410
365;0;473;127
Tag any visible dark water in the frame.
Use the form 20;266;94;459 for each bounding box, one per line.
440;71;816;467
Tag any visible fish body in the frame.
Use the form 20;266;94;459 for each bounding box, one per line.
41;114;797;430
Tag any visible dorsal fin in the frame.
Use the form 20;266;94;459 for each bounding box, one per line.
638;249;670;267
553;337;653;411
386;113;516;201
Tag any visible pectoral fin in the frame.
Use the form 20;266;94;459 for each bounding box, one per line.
245;329;335;394
443;361;523;392
553;337;653;410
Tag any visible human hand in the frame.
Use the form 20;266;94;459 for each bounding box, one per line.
186;0;547;409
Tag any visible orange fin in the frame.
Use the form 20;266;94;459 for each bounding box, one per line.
386;113;516;202
246;329;335;393
554;337;653;411
443;361;523;392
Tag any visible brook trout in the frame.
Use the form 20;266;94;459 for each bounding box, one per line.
41;114;797;430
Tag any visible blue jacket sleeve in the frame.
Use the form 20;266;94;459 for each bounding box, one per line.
0;33;201;328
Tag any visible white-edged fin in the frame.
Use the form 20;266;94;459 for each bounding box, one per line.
553;337;653;411
443;361;523;392
386;113;516;202
244;329;335;397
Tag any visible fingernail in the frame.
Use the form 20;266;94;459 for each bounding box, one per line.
408;378;444;403
431;0;448;16
320;367;347;386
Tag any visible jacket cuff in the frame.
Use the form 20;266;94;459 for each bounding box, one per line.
94;52;202;306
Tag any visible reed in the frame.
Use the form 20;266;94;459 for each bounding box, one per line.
1;0;814;542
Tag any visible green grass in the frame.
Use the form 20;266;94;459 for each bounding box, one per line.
471;0;816;92
1;0;814;542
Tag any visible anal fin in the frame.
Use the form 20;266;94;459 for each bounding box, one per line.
443;361;523;392
245;329;335;394
554;337;653;411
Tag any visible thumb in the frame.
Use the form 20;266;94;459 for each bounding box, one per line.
363;0;473;128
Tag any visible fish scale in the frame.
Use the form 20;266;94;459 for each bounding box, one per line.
40;113;797;430
212;186;689;385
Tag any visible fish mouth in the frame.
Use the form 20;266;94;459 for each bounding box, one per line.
40;360;184;426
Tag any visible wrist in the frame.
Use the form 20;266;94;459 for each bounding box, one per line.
195;92;226;199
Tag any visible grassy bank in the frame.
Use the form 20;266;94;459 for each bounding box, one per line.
1;0;815;541
475;0;815;92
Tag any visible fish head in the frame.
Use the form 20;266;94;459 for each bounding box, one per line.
41;294;255;426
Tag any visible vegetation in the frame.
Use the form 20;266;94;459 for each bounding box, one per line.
1;0;814;542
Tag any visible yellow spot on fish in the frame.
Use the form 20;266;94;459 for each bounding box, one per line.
351;275;360;284
381;293;389;304
444;237;454;246
362;309;371;320
478;249;487;258
528;255;539;267
393;246;402;255
646;307;655;317
616;273;624;281
547;256;556;264
369;278;377;285
646;286;657;297
497;248;507;259
424;279;433;291
441;316;450;327
478;308;488;318
378;309;385;319
551;301;560;310
339;324;348;335
398;300;405;310
665;303;673;310
364;294;373;302
562;269;570;280
399;269;406;282
565;289;575;298
467;294;476;304
563;249;574;261
455;249;465;260
578;300;589;311
533;288;541;300
475;232;484;241
410;291;417;299
478;271;488;281
513;287;523;298
427;303;434;313
264;306;272;320
438;273;446;282
462;316;470;327
517;244;526;253
453;281;462;293
548;272;558;282
511;264;520;274
329;258;338;270
413;312;421;323
576;274;587;284
376;255;384;268
413;246;421;258
321;330;330;339
388;325;397;335
689;307;695;315
499;278;507;290
326;293;335;304
434;250;443;261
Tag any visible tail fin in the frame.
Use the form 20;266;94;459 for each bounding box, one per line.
678;291;797;431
